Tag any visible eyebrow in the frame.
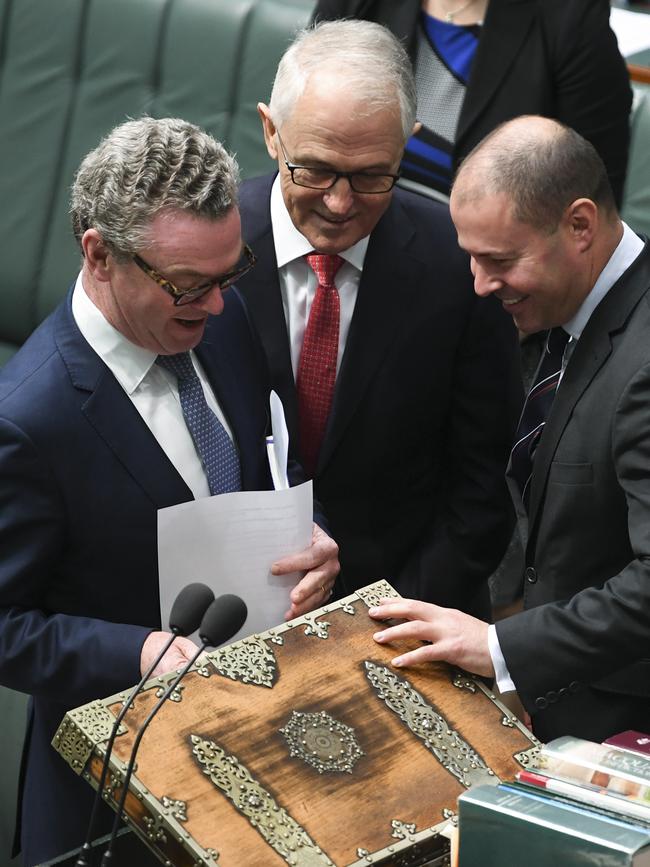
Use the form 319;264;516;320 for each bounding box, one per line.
163;245;246;281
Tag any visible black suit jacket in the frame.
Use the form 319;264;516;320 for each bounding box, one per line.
312;0;632;205
238;174;521;616
497;241;650;742
0;287;275;866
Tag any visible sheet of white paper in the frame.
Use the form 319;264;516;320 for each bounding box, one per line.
269;389;290;489
158;481;313;644
610;8;650;57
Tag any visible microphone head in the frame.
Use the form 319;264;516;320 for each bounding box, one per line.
199;594;248;647
169;583;215;636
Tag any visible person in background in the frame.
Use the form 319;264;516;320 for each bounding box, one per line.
370;116;650;745
0;116;338;866
237;20;522;620
312;0;633;206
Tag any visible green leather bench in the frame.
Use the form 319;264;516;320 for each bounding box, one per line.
0;0;316;366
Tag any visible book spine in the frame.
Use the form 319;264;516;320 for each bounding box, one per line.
539;736;650;799
516;771;650;825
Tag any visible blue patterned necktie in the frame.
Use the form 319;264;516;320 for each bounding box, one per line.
510;327;570;510
156;352;241;495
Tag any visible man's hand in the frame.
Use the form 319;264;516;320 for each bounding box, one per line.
368;598;494;678
272;523;340;620
140;631;199;678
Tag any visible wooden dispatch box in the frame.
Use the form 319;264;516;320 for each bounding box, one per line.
53;581;539;867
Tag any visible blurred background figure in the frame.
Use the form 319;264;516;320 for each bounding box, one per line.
312;0;633;205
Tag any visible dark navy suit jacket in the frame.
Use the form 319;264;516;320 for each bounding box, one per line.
238;174;522;616
0;286;274;865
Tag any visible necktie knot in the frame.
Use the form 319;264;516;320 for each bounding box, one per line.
156;352;195;382
546;327;570;360
306;253;344;289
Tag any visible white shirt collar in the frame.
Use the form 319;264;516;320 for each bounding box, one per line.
71;272;158;395
563;222;645;340
269;174;369;271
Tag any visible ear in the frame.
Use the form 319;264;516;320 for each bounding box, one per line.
564;198;598;253
257;103;279;161
81;229;112;282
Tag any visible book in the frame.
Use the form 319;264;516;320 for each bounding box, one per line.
606;732;650;759
538;736;650;804
516;769;650;825
457;783;650;866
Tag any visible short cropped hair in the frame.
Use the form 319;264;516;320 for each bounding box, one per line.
269;20;417;140
455;117;617;232
70;117;239;260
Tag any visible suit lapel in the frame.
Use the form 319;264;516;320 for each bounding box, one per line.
457;0;535;148
239;177;299;437
317;195;422;471
528;244;650;529
54;298;193;507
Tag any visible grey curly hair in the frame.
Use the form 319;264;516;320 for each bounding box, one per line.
70;117;240;261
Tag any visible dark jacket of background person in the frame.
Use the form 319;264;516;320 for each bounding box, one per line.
312;0;633;206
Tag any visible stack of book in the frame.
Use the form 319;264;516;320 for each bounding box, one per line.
457;731;650;866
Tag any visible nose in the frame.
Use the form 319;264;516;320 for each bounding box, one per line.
192;285;224;315
472;259;503;298
322;176;354;215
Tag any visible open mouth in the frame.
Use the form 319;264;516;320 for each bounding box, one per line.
175;317;206;329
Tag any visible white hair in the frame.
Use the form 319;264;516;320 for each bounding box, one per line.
269;19;417;140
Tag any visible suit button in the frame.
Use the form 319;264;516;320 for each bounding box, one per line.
525;567;538;584
558;687;568;698
547;691;558;704
535;696;549;710
569;681;581;694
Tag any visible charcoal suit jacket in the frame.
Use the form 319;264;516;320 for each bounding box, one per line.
497;241;650;743
237;173;522;615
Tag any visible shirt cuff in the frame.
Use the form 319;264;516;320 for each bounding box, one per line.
488;623;516;693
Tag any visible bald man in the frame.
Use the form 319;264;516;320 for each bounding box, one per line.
369;116;650;744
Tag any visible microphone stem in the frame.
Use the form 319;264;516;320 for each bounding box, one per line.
100;642;207;866
74;629;179;867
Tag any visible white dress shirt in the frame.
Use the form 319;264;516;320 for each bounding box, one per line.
490;222;645;693
72;274;236;500
269;175;369;378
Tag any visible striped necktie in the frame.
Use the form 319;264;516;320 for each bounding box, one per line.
157;352;241;495
510;327;570;509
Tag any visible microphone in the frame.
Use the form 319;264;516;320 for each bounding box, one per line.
74;582;215;867
100;594;247;866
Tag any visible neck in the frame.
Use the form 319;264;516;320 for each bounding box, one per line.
422;0;488;25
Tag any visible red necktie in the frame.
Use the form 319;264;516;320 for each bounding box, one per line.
296;253;344;477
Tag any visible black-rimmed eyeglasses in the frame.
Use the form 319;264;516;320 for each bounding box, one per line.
276;130;399;194
132;243;257;307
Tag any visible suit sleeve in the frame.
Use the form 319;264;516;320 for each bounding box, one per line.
401;292;522;617
546;0;632;207
0;417;149;708
497;359;650;713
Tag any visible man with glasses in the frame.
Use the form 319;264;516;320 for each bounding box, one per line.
238;20;521;613
0;116;338;866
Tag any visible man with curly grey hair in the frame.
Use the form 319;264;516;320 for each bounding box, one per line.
0;116;338;865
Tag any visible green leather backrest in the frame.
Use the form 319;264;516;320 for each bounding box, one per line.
622;83;650;240
0;0;315;364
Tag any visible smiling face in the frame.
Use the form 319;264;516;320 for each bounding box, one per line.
450;190;594;334
260;79;405;254
84;208;244;354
